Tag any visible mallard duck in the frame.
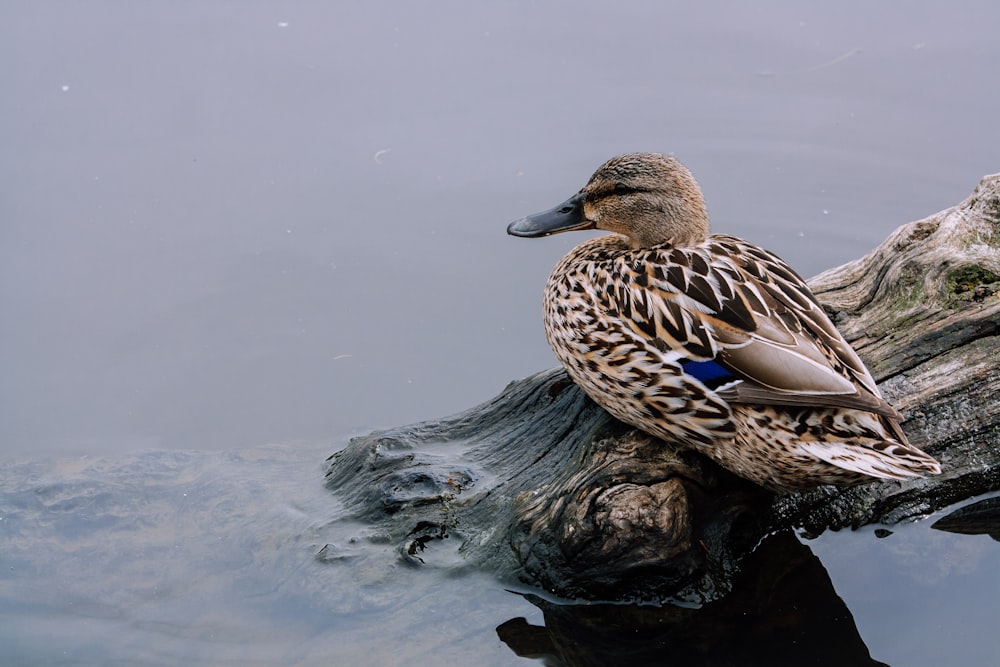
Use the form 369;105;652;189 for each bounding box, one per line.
507;152;941;492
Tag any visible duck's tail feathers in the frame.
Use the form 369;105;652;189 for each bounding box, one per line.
800;438;942;481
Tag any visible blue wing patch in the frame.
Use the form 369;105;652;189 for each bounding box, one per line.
680;359;738;390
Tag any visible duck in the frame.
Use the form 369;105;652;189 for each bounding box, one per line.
507;152;941;492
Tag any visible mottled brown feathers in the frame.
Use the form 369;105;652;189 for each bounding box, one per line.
511;152;941;491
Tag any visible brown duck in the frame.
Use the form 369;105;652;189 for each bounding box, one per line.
508;152;941;491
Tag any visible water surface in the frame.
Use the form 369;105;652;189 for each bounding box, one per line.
2;2;998;664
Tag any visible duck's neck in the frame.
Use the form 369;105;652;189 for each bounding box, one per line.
630;210;710;249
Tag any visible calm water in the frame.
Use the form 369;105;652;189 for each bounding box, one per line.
2;2;999;664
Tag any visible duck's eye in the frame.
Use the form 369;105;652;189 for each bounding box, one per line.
613;183;633;195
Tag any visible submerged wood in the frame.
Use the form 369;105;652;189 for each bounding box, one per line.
325;174;1000;601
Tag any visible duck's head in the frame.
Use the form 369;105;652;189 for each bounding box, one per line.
507;152;709;249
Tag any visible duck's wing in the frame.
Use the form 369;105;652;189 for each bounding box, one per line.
608;235;901;420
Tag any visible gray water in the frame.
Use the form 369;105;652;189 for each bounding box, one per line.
2;2;998;665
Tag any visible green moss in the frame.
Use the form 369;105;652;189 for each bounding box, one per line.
945;264;1000;304
946;265;1000;293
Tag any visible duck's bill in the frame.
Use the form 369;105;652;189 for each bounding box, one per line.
507;192;593;237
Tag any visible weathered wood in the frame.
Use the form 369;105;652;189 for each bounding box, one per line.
325;174;1000;600
769;175;1000;537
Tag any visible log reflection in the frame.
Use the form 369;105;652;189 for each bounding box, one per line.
497;531;888;667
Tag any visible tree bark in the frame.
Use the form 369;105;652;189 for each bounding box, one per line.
325;174;1000;601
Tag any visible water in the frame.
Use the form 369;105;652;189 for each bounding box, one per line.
0;444;541;665
2;2;998;664
2;446;996;665
810;514;1000;667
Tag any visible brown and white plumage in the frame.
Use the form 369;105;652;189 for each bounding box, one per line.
508;152;941;492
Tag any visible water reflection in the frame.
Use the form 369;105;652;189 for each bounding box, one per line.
1;445;997;664
932;496;1000;541
497;531;886;667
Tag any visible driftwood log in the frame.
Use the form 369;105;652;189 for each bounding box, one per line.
325;174;1000;603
